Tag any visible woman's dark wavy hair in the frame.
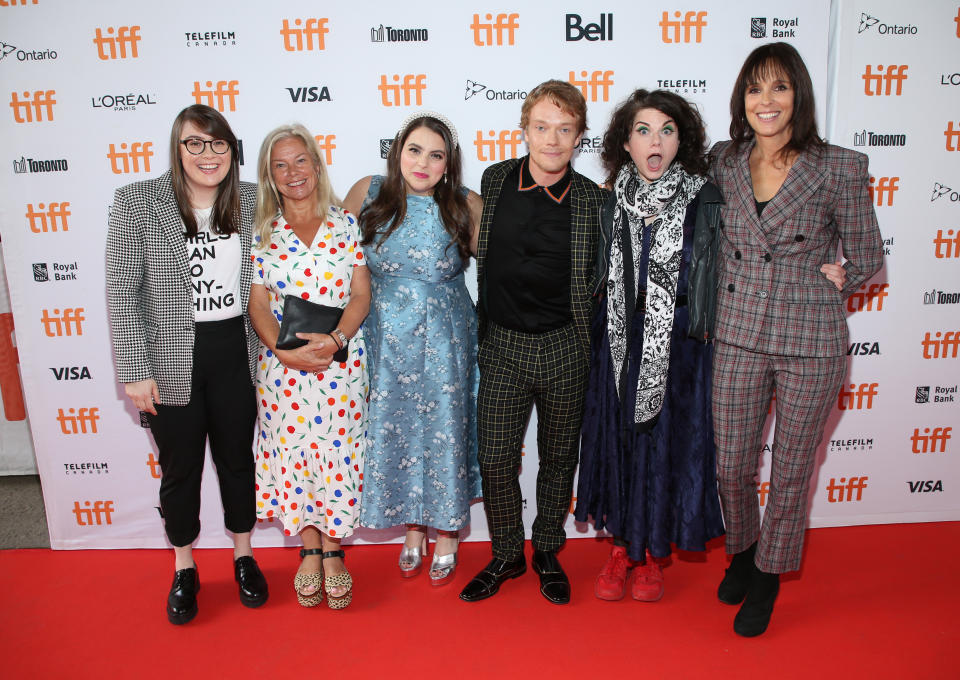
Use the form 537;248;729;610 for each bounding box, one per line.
359;116;472;262
725;41;823;162
600;89;708;187
169;104;241;238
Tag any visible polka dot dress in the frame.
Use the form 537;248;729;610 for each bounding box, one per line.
251;207;368;538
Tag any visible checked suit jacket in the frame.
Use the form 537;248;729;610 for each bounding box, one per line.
476;157;607;355
105;170;259;406
708;141;884;358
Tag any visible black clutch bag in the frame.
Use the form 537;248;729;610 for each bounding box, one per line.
275;295;348;362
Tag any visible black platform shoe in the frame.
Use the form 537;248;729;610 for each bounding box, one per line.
733;566;780;637
234;556;269;608
167;567;199;625
717;542;757;605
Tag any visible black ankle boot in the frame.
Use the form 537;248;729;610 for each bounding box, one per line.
717;542;756;605
733;566;779;637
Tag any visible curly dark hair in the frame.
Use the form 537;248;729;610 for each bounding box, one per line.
359;116;472;262
600;89;708;187
725;41;823;162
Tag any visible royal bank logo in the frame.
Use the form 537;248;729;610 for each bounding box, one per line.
32;261;77;282
858;12;917;35
464;79;527;102
750;18;767;38
379;138;393;159
63;461;107;475
91;92;157;112
32;262;47;282
13;156;68;174
749;16;798;38
915;385;957;404
656;77;707;94
185;29;237;47
0;39;57;63
853;130;906;147
370;24;428;42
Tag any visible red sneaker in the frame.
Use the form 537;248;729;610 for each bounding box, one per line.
631;552;664;602
595;545;630;601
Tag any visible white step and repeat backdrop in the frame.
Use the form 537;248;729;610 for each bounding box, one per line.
0;0;955;549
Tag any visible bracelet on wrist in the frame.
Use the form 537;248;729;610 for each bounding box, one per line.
329;332;343;349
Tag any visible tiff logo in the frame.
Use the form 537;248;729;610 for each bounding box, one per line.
281;18;328;51
147;452;162;479
911;427;952;453
26;202;70;233
57;407;100;434
837;383;878;410
471;12;519;46
568;70;614;102
9;90;55;123
867;176;899;206
826;477;868;502
756;481;769;507
921;331;960;359
192;80;239;112
0;0;40;5
956;7;960;38
474;130;522;162
862;64;908;96
934;229;960;258
107;142;154;174
659;10;707;43
846;283;888;313
73;500;114;526
378;74;426;107
41;308;84;336
314;135;336;166
944;121;960;151
93;26;141;60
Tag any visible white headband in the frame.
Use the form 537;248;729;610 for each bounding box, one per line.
396;110;459;149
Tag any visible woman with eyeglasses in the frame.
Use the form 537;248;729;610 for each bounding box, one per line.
106;104;267;625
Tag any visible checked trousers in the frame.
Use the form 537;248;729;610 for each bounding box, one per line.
712;341;846;573
477;322;589;562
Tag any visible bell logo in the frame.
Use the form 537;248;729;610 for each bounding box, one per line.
93;26;141;60
934;229;960;258
107;142;154;174
826;477;868;502
910;427;952;453
73;500;115;526
862;64;908;96
314;135;336;166
9;90;55;123
26;202;70;233
57;407;100;434
837;383;878;410
945;121;960;151
867;176;899;206
568;70;614;102
471;13;520;46
474;130;522;161
659;11;708;44
378;74;426;107
565;13;613;41
846;282;888;313
756;481;769;507
146;452;162;479
280;18;328;51
192;80;239;112
41;307;84;337
921;331;960;359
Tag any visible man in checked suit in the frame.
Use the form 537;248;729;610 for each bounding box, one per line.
460;80;606;604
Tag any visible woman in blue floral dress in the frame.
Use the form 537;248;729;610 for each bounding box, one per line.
344;111;482;585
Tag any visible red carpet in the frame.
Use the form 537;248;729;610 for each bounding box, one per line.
1;522;956;679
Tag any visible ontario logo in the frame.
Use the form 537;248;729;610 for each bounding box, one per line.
858;12;917;35
464;79;527;102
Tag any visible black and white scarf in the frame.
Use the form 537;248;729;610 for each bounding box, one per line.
607;162;705;425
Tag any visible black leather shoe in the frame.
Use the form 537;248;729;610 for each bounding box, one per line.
234;556;269;608
167;567;199;625
532;550;570;604
733;568;779;637
459;556;526;602
718;542;756;605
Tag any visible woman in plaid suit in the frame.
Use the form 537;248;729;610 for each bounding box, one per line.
709;43;883;637
106;105;267;624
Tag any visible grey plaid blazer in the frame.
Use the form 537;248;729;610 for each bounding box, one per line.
106;170;258;406
476;157;607;355
708;141;883;358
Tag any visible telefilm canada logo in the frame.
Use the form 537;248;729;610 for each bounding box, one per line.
63;461;107;476
13;156;68;174
464;79;527;102
828;436;874;453
656;77;707;94
185;29;237;47
749;16;798;38
857;12;917;35
370;24;429;42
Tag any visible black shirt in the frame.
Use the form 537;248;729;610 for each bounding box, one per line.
484;157;572;333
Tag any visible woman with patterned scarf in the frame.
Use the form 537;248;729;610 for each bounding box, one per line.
574;89;725;602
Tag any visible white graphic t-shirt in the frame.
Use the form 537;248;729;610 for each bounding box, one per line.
187;206;241;322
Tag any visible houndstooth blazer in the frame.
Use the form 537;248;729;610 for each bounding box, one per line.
105;170;258;406
476;157;607;355
708;141;884;358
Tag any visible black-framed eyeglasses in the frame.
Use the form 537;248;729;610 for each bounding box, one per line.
180;138;230;155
